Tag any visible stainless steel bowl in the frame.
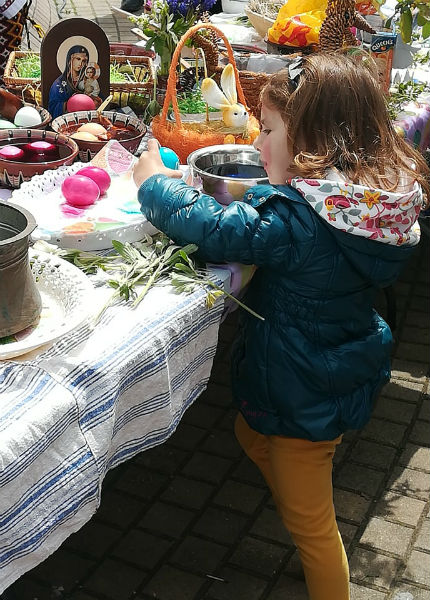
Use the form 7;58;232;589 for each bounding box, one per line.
187;144;268;206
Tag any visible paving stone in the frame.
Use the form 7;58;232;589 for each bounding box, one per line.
192;506;248;545
85;557;144;600
29;550;95;593
391;359;428;383
349;547;401;590
7;578;59;600
334;463;385;499
338;520;358;549
396;342;430;363
373;491;426;526
229;536;288;577
213;480;266;514
170;535;228;573
217;408;238;431
161;476;214;510
410;296;429;312
382;380;424;403
418;398;430;421
408;421;430;446
266;575;308;600
96;489;144;529
405;310;430;328
350;440;397;471
400;326;430;345
388;467;430;501
250;507;294;546
210;362;234;387
399;444;430;472
359;517;414;557
232;456;266;487
115;464;168;499
403;550;430;586
349;582;387;599
414;520;430;551
181;401;224;429
360;418;407;447
201;430;243;459
202;383;233;408
373;397;416;424
135;444;189;474
66;520;122;559
206;566;268;600
111;529;172;569
391;583;430;600
143;565;205;600
167;423;208;451
182;451;232;484
333;488;371;523
333;440;350;465
283;549;304;580
414;282;430;297
138;502;195;538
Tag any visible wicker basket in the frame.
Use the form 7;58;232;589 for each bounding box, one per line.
152;23;261;165
4;51;155;110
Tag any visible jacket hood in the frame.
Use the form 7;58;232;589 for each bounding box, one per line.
289;175;424;247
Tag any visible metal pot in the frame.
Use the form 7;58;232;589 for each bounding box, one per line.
187;144;268;206
0;202;42;338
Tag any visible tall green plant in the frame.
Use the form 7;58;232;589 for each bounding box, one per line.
385;1;430;43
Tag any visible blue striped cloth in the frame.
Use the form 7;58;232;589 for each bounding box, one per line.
0;281;225;592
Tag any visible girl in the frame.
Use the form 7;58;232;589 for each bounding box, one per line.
133;52;429;600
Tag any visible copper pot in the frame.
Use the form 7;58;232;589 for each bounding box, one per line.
0;202;42;338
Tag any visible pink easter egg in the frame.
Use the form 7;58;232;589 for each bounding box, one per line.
61;174;100;207
66;94;96;113
76;166;111;195
25;141;57;154
0;145;24;161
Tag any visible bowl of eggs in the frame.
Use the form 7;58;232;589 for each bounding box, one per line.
51;110;147;162
0;129;79;188
0;104;52;131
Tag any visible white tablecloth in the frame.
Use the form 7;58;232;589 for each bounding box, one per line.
0;274;225;592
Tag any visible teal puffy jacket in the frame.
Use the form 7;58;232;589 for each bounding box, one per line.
138;175;418;441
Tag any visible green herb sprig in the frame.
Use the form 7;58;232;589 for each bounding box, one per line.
387;80;429;120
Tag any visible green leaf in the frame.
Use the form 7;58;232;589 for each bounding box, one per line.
422;20;430;39
417;11;427;26
399;9;413;43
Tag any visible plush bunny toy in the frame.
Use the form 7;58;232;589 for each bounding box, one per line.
201;64;249;130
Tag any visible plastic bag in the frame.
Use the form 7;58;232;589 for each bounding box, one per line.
268;0;327;47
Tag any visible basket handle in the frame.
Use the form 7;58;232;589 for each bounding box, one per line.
160;23;247;128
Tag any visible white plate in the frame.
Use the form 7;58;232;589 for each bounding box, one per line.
0;249;94;360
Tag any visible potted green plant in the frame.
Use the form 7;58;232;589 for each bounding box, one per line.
385;1;430;43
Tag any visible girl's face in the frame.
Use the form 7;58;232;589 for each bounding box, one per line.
254;102;297;185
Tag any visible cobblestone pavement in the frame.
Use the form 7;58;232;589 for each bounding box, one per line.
5;3;430;599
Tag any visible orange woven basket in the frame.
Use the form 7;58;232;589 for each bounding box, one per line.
151;23;260;165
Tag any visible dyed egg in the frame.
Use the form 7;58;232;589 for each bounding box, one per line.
14;106;42;127
67;94;96;113
77;122;107;138
25;141;56;154
0;119;16;129
0;145;24;160
61;174;100;207
76;166;111;195
159;147;180;170
70;131;98;142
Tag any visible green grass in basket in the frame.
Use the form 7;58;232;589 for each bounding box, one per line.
177;88;218;114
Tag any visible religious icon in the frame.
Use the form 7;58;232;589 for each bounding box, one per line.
41;18;109;117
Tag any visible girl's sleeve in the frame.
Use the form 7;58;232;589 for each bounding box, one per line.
138;175;315;267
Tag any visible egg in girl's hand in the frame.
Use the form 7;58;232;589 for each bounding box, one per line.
66;94;96;113
0;119;16;129
14;106;42;127
77;123;107;138
76;166;111;195
159;147;180;170
25;141;56;154
0;145;24;160
70;131;98;142
61;174;100;207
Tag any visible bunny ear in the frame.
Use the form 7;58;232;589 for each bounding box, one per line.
220;64;237;105
201;78;231;110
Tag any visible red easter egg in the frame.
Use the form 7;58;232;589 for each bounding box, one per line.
0;145;24;161
76;166;111;195
66;94;96;113
25;141;56;154
61;174;100;207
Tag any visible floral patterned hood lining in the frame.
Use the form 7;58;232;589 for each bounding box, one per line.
289;176;424;247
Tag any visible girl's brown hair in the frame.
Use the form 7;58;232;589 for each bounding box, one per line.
261;51;430;201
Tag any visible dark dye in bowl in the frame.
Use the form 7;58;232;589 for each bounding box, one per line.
205;163;267;179
0;139;73;163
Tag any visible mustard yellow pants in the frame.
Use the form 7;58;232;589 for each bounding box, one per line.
235;413;350;600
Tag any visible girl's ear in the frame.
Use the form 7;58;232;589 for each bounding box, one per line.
220;64;237;106
201;78;230;109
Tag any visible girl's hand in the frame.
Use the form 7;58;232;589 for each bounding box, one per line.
133;138;182;188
